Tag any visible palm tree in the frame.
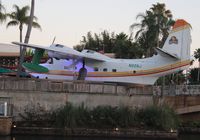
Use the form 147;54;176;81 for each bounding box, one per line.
18;0;36;77
194;48;200;82
24;0;35;44
150;3;174;47
6;4;41;43
7;3;41;77
0;1;6;23
130;3;174;57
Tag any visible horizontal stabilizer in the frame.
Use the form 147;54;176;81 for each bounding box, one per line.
155;47;180;59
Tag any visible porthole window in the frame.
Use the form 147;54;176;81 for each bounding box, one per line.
112;69;117;72
94;67;98;71
103;68;107;72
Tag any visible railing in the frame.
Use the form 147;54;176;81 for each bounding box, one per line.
1;77;200;95
153;85;200;96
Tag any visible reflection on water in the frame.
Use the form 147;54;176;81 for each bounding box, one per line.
0;134;200;140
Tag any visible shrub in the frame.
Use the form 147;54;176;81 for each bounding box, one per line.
135;105;179;130
19;102;179;130
18;103;55;127
54;102;90;128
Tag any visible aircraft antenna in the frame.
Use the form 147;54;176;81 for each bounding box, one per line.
52;36;56;45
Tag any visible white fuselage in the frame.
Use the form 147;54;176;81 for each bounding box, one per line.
30;53;190;85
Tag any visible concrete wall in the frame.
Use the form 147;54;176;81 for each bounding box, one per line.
1;77;200;120
158;96;200;109
0;78;153;120
0;77;153;94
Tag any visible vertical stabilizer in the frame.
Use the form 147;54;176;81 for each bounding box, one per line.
162;19;191;60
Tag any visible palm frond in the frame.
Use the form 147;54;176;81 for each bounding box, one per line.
130;23;142;31
33;16;38;21
135;29;144;39
0;2;6;22
136;13;145;20
21;6;30;16
0;3;6;12
12;4;20;13
32;22;42;31
7;12;16;19
6;20;19;28
0;14;6;23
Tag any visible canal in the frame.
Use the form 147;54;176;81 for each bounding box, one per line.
0;134;200;140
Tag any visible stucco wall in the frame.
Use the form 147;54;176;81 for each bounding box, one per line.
0;78;153;120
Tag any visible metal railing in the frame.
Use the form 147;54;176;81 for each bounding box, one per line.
153;85;200;96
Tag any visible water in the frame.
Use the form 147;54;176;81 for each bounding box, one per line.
0;134;200;140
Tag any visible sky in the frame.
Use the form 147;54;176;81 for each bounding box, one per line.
0;0;200;54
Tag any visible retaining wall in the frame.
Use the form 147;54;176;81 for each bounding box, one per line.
0;77;153;120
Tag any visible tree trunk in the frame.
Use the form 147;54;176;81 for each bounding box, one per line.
198;61;200;82
24;0;34;44
19;25;23;43
17;0;35;77
17;26;23;77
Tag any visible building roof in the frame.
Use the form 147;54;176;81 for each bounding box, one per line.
0;43;19;57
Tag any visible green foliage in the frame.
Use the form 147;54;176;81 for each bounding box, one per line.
180;121;200;128
130;3;175;57
54;103;90;128
89;105;135;128
194;48;200;62
112;33;131;58
74;30;143;59
90;106;116;128
19;103;179;131
25;48;34;56
155;72;186;85
74;3;175;59
18;103;55;127
0;1;6;23
6;4;41;42
54;104;135;128
74;31;115;53
135;105;179;130
189;68;200;84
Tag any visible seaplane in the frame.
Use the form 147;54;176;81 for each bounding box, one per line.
12;19;192;85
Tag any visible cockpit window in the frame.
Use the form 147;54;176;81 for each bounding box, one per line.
55;44;64;48
86;50;95;53
48;58;53;64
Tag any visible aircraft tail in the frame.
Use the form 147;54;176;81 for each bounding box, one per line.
157;19;191;60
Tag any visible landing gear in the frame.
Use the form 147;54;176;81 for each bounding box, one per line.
77;59;87;80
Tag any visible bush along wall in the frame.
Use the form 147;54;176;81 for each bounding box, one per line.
18;102;179;131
